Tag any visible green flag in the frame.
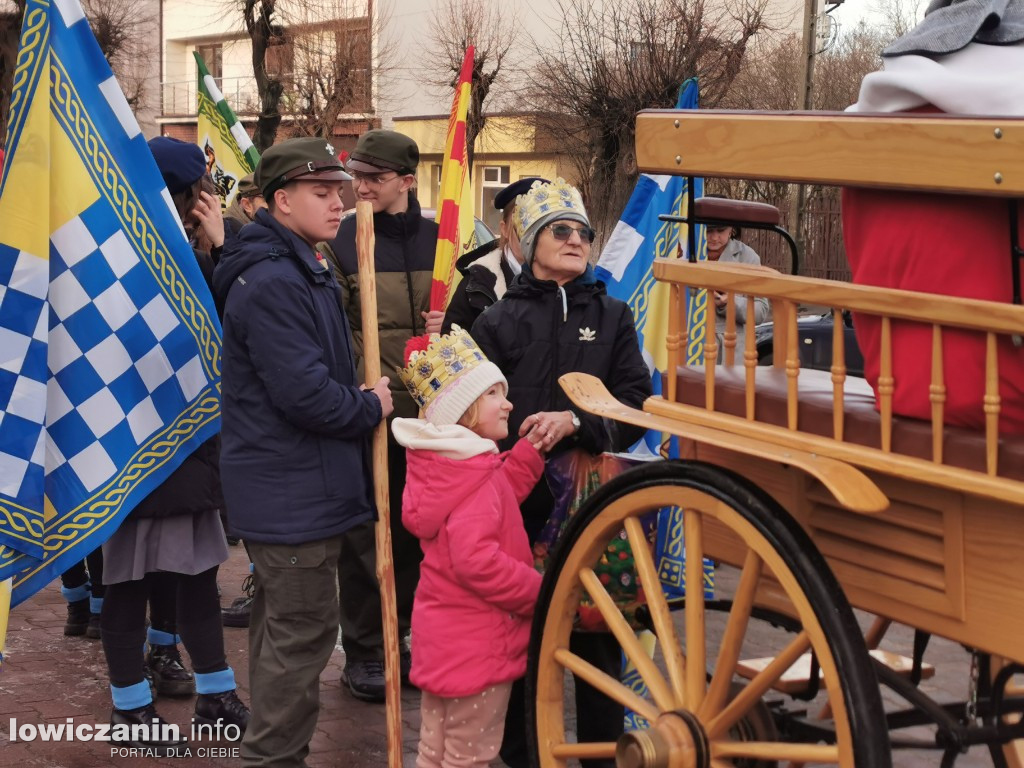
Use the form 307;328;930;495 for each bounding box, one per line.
194;52;260;208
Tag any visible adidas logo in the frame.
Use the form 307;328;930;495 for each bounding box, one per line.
579;327;596;342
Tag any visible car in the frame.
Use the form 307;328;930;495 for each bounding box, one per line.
754;310;864;377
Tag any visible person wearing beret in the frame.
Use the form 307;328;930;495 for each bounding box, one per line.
223;172;267;239
319;129;439;702
99;136;249;748
441;177;548;334
470;178;652;768
213;136;394;766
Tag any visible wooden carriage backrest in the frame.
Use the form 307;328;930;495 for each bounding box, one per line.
639;110;1024;476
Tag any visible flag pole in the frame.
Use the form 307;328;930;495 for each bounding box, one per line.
355;200;402;767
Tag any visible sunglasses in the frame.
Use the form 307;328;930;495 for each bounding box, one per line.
544;223;597;244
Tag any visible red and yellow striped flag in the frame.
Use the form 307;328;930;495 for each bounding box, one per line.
430;46;476;311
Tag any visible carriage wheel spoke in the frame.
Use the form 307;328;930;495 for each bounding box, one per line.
579;567;676;712
624;515;687;708
700;550;764;720
713;741;840;763
706;630;811;739
684;508;707;710
553;647;661;723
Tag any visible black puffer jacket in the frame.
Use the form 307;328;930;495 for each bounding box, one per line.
441;239;515;334
470;263;651;457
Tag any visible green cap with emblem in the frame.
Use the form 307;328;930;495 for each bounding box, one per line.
346;129;419;175
255;137;352;198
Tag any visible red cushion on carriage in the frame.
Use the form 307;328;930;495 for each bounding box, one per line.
661;365;1024;481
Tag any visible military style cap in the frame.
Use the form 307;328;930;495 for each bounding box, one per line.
494;177;549;211
256;137;352;198
237;172;261;199
346;129;419;175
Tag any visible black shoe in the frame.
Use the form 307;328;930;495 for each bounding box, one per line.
194;689;250;736
145;644;195;697
221;574;253;628
226;536;240;546
64;598;90;636
342;660;386;703
110;703;186;753
85;613;101;639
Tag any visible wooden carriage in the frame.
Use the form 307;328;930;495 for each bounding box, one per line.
526;112;1024;768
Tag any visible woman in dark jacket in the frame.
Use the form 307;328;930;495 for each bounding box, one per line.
100;138;248;744
471;178;651;768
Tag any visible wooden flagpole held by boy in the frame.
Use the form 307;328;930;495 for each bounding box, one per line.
355;200;403;767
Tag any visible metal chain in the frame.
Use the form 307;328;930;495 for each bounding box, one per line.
966;650;980;722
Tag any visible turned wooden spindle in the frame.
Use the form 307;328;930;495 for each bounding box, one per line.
831;308;846;442
785;301;799;431
666;283;682;402
984;332;1001;476
704;292;718;412
929;325;946;464
744;295;757;421
878;317;894;453
723;292;737;367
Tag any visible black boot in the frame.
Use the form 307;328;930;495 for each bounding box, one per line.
194;690;250;736
110;703;186;754
64;598;90;636
86;613;102;639
221;574;253;629
145;644;195;697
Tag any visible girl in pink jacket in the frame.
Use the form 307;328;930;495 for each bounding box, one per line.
394;326;548;768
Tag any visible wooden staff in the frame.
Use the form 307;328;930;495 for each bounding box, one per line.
355;200;402;768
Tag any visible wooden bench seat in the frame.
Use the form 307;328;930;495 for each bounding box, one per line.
661;365;1024;482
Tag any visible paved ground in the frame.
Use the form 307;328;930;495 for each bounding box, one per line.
0;543;1013;767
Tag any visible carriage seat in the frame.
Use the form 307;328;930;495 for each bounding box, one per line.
662;365;1024;481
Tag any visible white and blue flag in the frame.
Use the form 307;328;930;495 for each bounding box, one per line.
0;0;222;609
596;79;707;458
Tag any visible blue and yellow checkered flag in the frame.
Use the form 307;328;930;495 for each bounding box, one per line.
0;0;222;618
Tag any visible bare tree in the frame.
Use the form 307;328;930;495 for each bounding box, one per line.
279;2;395;139
528;0;773;234
236;0;284;151
0;0;154;144
871;0;926;38
427;0;518;171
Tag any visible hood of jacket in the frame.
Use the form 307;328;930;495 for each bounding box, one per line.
213;209;323;303
394;418;504;540
506;260;602;299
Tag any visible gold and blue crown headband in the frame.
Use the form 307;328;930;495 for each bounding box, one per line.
397;326;490;411
514;177;587;238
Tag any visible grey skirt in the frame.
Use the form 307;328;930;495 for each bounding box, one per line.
102;508;229;584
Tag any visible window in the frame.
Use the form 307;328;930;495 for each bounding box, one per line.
266;39;294;79
195;43;222;84
480;165;510;233
430;164;443;208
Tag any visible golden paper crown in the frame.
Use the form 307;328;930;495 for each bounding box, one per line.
514;177;588;238
397;326;506;425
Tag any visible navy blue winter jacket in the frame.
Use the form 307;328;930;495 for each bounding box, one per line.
212;209;382;544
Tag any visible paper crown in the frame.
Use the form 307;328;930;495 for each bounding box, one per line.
397;326;507;426
514;177;588;238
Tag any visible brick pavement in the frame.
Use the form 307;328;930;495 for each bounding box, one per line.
0;541;1010;767
0;543;422;768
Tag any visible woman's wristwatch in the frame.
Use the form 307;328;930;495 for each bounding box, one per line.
568;410;581;433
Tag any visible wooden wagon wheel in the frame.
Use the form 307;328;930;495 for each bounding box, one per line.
526;460;891;768
993;656;1024;768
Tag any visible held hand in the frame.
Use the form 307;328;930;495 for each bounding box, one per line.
421;310;445;334
519;411;577;453
368;376;394;420
193;191;225;249
713;290;728;309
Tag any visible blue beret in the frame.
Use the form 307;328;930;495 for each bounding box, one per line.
494;177;549;211
148;136;206;195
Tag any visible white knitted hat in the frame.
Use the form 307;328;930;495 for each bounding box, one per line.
398;326;508;426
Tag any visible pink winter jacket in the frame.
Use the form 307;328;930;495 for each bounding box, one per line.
394;420;544;698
